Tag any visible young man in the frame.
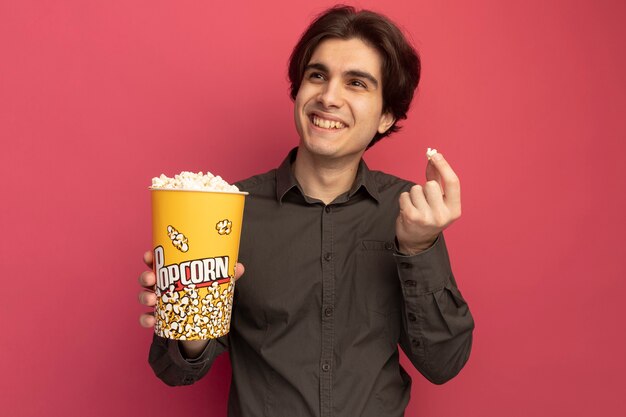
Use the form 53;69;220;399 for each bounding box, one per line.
139;6;474;417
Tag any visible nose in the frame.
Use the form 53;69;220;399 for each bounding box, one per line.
317;79;343;108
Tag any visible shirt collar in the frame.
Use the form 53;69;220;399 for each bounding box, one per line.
276;147;381;204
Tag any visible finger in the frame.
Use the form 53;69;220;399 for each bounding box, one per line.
139;270;156;289
398;191;425;224
398;192;417;219
428;153;461;209
234;263;245;281
143;251;154;269
425;158;442;192
138;290;157;307
423;180;447;219
408;185;430;214
139;313;155;328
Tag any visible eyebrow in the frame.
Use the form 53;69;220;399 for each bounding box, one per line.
305;62;380;89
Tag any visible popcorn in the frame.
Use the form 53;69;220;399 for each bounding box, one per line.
154;280;235;340
167;225;189;252
216;219;233;236
426;148;438;160
151;171;239;192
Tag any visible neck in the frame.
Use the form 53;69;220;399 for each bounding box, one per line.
293;149;362;205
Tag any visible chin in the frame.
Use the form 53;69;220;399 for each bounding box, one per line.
301;140;339;158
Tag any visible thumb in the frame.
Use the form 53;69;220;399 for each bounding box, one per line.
234;263;245;281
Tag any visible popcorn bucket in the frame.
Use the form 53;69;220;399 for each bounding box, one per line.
150;188;247;340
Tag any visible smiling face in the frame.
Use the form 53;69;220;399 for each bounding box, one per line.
293;37;395;162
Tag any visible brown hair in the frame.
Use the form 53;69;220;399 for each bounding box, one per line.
288;5;421;147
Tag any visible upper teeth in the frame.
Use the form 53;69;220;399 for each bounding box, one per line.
313;115;345;129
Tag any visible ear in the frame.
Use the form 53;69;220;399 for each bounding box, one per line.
377;112;395;134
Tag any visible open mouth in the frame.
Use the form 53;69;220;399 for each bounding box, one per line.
310;114;346;130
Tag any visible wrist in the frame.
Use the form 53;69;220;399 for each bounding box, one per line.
398;236;437;256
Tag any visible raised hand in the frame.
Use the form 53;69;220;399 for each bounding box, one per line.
396;152;461;255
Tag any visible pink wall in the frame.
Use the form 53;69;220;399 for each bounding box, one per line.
2;1;625;416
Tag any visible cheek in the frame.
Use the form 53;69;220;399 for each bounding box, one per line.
294;88;310;117
293;94;307;136
295;83;316;103
355;101;384;128
295;95;305;111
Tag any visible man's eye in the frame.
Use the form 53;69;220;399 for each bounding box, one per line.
349;80;367;89
309;72;325;80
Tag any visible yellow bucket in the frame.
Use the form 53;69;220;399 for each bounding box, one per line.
150;188;247;340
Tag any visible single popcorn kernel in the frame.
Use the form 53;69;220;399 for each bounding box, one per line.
216;219;233;235
167;225;189;253
426;148;438;160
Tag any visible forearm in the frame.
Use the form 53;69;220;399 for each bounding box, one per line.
395;234;474;384
148;334;228;386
